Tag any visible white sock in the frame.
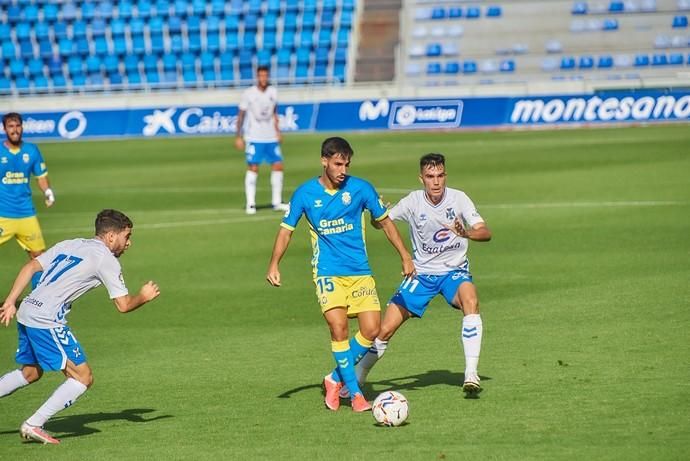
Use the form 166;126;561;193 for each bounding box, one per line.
270;170;283;206
0;369;30;398
462;314;483;376
26;378;87;427
245;170;258;208
355;338;388;383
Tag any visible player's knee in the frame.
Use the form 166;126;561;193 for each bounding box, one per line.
359;324;379;341
22;366;43;383
462;298;479;314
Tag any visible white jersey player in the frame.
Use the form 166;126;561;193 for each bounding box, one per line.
235;65;288;215
354;153;492;396
0;209;160;445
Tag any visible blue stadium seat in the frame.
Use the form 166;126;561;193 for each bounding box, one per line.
487;6;503;17
295;63;309;80
94;37;109;56
109;73;123;86
634;54;649;66
244;14;259;31
285;0;299;13
603;19;619;30
43;4;59;23
264;14;278;32
267;0;281;14
282;30;296;49
19;40;34;59
303;12;317;29
34;75;49;91
132;35;147;55
170;35;184;54
59;38;75;58
119;1;134;20
155;0;170;17
145;69;160;84
0;77;11;93
598;55;614;68
15;22;31;41
28;57;44;76
104;54;119;74
173;0;187;17
243;31;257;50
0;23;10;43
318;29;333;48
303;0;317;12
669;53;684;65
111;18;126;38
162;53;177;72
1;41;16;61
127;71;142;85
257;49;272;66
321;10;335;29
448;7;462;18
225;15;239;32
130;17;145;37
52;74;67;89
463;60;477;73
672;15;689;28
572;2;588;14
187;15;201;34
207;32;221;53
48;56;63;76
211;0;226;16
248;0;262;15
203;68;217;83
314;63;328;78
181;52;195;71
97;1;114;20
426;62;441;75
82;2;96;21
277;48;292;67
296;47;311;66
39;40;53;60
207;16;220;33
466;6;481;18
86;55;103;75
609;1;624;12
299;29;314;48
263;31;277;51
276;65;290;80
426;43;442;57
652;53;668;65
219;50;234;70
15;76;31;91
183;70;197;85
143;54;158;72
333;62;346;81
200;52;215;71
192;0;206;16
7;5;22;24
138;0;153;19
220;66;235;83
23;4;39;23
124;55;140;73
188;32;202;53
75;38;90;57
341;10;354;29
283;13;298;32
579;55;595;68
61;3;78;22
336;29;349;47
67;55;84;77
315;47;329;65
35;21;50;41
334;47;347;64
169;16;183;35
53;22;68;40
431;7;446;20
225;31;239;52
444;61;460;74
500;59;515;72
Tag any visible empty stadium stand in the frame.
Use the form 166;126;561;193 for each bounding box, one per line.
0;0;357;95
400;0;690;86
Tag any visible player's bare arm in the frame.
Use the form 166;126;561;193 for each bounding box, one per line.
0;259;43;326
445;218;492;241
377;217;416;278
266;227;293;287
235;110;246;151
37;176;55;208
274;108;282;143
112;281;160;313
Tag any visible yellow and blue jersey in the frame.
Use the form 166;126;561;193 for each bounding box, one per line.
281;175;388;278
0;142;47;218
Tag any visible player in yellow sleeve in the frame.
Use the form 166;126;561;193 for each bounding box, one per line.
0;113;56;289
266;137;415;412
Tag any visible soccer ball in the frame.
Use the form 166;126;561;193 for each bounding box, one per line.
372;391;409;427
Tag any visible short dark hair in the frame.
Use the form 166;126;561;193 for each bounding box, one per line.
420;153;445;171
321;137;354;160
2;112;22;128
257;65;270;74
95;209;133;236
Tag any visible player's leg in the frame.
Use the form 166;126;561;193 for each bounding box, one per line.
268;143;287;211
244;142;260;214
15;216;47;289
450;281;483;393
20;325;89;444
322;306;362;410
1;323;43;398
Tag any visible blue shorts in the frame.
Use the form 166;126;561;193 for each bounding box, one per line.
389;265;473;318
16;323;87;371
245;141;283;165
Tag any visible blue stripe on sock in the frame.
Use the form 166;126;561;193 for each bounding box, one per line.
462;333;478;338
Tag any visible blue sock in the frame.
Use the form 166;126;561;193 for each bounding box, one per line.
331;332;373;384
331;340;362;396
30;271;43;290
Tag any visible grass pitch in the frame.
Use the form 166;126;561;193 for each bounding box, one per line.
1;125;689;460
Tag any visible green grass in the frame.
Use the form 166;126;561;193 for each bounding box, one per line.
1;125;689;460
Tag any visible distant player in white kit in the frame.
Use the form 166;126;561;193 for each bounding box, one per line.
0;209;160;444
354;153;492;395
235;65;288;215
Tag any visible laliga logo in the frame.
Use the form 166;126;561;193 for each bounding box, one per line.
432;228;452;243
58;111;87;139
359;99;390;121
143;108;177;136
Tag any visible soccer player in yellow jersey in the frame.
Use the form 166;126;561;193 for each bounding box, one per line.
266;137;415;412
0;112;56;289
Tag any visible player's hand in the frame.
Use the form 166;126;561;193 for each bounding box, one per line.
276;132;283;143
140;281;160;302
0;301;17;327
234;137;245;151
401;257;416;280
44;188;55;208
266;268;281;287
444;218;469;238
378;194;391;209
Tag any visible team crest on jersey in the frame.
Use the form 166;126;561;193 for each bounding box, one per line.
1;157;7;164
446;208;456;220
341;192;351;205
22;153;30;163
314;199;323;208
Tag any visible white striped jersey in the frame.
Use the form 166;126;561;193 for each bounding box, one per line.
389;188;484;275
17;238;128;328
239;85;279;142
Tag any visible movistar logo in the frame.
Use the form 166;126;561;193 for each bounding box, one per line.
359;99;390;121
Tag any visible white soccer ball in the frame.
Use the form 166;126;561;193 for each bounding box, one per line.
372;391;409;427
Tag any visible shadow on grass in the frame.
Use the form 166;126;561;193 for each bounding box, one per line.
278;369;492;399
45;408;173;438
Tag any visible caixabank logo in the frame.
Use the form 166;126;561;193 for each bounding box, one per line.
388;100;463;130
